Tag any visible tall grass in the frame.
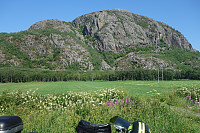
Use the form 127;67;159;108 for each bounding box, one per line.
0;88;200;132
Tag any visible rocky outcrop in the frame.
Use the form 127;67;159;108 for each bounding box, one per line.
14;19;92;70
72;9;193;53
28;19;74;33
101;59;111;70
117;52;170;70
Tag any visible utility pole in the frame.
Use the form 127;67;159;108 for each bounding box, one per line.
162;67;163;81
158;67;159;84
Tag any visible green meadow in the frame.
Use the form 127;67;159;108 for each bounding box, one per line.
0;80;200;96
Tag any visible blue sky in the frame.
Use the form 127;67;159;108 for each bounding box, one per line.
1;0;199;51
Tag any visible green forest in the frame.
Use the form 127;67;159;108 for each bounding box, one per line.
0;67;199;83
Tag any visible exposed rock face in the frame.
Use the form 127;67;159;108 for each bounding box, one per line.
72;9;193;53
117;52;170;70
101;59;111;70
18;19;93;70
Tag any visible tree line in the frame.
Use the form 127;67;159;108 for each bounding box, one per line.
0;67;199;83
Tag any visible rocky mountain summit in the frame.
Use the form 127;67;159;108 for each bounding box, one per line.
0;9;199;71
73;9;193;52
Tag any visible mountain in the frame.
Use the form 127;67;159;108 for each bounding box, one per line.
72;9;193;52
0;9;199;71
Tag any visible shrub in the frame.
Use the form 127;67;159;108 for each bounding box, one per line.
176;87;200;99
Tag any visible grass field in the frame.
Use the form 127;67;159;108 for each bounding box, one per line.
0;80;200;96
1;80;200;132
